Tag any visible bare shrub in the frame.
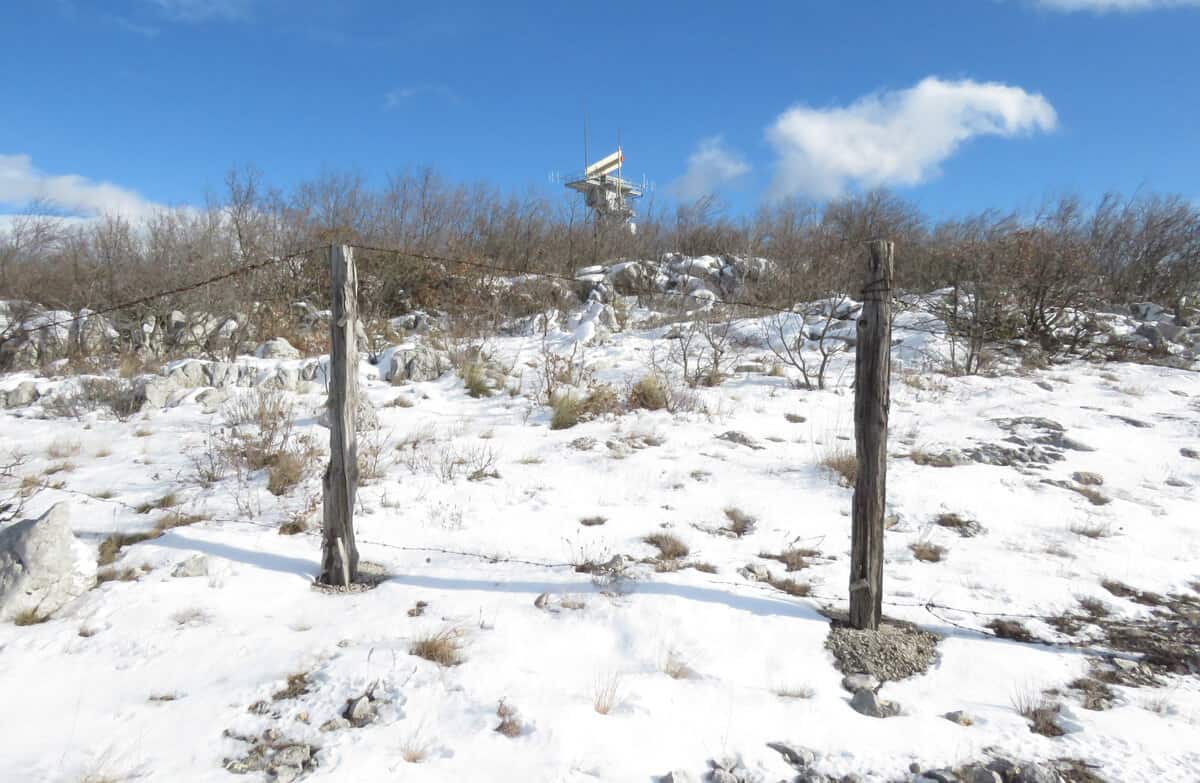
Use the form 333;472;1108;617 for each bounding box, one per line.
267;451;308;495
221;389;296;471
411;627;464;666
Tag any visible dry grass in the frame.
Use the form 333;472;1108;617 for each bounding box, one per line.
1069;677;1115;711
272;672;311;701
767;576;812;596
98;530;161;566
1070;519;1114;539
643;532;689;560
495;700;523;737
818;442;857;486
1076;596;1111;617
399;733;432;763
909;541;946;562
760;547;820;572
628;374;669;411
136;491;179;514
13;608;51;626
659;647;694;680
774;683;815;699
411;627;465;667
461;363;492;398
267;451;307;496
549;393;581;430
95;567;140;585
989;618;1036;643
46;437;81;459
722;507;757;537
592;671;623;715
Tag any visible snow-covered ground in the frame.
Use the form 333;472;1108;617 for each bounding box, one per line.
1;310;1199;783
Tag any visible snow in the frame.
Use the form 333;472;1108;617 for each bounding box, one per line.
1;312;1199;782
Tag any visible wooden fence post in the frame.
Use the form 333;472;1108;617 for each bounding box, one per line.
320;244;359;586
849;239;893;630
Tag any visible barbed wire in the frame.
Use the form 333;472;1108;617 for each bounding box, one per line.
0;244;326;342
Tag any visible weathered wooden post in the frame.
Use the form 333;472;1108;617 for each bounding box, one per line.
849;239;893;630
320;244;359;586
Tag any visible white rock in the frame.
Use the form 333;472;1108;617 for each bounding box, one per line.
171;555;209;578
0;504;96;621
256;337;301;360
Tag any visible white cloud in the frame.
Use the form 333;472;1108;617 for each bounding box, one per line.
765;77;1057;199
147;0;255;22
0;154;164;222
1037;0;1200;11
669;136;751;201
384;84;460;109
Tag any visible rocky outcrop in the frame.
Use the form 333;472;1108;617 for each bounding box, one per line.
0;504;95;621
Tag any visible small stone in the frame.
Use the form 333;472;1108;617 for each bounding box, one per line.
1071;471;1104;486
569;437;598;451
319;717;350;732
270;765;300;783
841;673;879;693
715;431;764;450
962;767;1002;783
534;592;550;609
272;745;310;767
1181;447;1199;460
742;563;771;581
344;695;376;726
849;688;899;718
921;770;959;783
1035;380;1054;391
171;554;209;578
910;762;921;774
943;710;974;726
262;728;283;743
766;741;815;770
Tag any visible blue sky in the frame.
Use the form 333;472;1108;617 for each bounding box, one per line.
2;0;1198;222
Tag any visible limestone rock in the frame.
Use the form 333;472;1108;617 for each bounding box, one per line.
257;338;301;360
0;504;95;621
849;688;899;718
172;555;210;578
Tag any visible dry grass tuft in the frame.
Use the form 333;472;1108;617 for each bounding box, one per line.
774;683;815;699
1069;677;1115;711
495;699;523;737
136;491;179;514
760;547;819;572
628;374;669;411
767;576;812;596
13;608;51;626
95;567;140;585
643;532;689;560
47;437;82;459
818;442;857;486
1070;519;1114;539
1076;596;1111;617
549;393;581;430
989;618;1036;643
411;627;465;667
98;530;161;566
909;541;946;563
267;451;308;496
399;733;432;763
659;648;694;680
272;672;311;701
592;671;623;715
722;507;757;537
